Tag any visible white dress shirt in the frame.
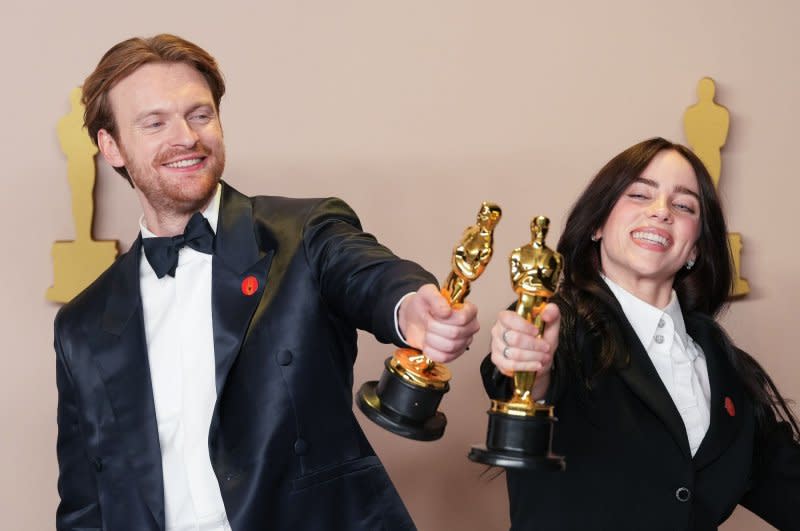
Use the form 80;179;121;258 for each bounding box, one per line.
603;276;711;455
139;184;231;531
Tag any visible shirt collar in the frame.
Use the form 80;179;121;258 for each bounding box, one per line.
139;183;222;238
602;275;689;351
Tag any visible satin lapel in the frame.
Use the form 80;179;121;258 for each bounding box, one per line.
92;237;165;530
614;306;692;459
688;315;746;469
211;183;274;396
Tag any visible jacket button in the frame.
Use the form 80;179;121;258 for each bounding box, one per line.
92;457;103;472
675;487;691;502
294;439;308;455
277;349;293;366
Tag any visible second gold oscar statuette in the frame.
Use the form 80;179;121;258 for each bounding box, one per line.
469;216;566;470
357;202;502;441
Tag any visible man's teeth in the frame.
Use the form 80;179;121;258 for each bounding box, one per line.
164;158;202;168
632;231;669;247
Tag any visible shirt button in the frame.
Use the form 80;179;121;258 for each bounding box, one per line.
654;335;665;344
658;318;666;328
675;487;691;502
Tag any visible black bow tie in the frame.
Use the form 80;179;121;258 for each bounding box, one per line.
142;212;215;278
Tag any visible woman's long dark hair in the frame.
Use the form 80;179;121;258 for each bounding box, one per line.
555;137;798;438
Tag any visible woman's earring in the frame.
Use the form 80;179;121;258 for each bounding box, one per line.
591;234;600;242
686;259;695;270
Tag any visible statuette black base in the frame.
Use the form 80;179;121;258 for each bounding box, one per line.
356;357;449;441
468;409;565;471
468;445;565;471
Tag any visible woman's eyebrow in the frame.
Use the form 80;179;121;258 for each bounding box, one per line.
633;177;699;200
674;185;700;200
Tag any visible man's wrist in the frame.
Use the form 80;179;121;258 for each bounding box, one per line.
393;292;416;346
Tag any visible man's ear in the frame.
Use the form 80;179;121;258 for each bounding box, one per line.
97;129;125;168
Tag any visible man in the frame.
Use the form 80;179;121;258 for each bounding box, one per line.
55;34;479;531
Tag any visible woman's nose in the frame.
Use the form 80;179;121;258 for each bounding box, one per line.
648;197;672;223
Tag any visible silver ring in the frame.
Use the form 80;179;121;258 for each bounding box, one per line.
503;346;511;360
502;330;511;345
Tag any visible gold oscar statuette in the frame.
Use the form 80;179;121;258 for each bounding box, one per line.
47;87;118;303
357;202;502;441
469;216;566;470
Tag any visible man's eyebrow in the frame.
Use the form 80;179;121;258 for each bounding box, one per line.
186;103;216;114
133;102;215;124
133;109;167;123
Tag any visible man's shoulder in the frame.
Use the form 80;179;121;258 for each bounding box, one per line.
248;194;357;220
232;193;361;235
222;182;358;223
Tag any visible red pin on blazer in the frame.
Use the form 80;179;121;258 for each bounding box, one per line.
724;396;736;417
241;275;259;296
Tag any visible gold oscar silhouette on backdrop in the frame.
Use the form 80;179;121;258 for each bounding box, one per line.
684;77;749;297
47;87;118;303
684;77;729;186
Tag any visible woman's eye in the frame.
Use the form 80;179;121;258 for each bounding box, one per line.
627;193;649;200
673;202;696;214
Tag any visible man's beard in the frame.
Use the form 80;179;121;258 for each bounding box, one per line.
125;141;225;216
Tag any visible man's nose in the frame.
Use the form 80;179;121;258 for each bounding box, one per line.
170;118;199;148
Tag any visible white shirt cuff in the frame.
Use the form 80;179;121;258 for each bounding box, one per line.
393;292;417;346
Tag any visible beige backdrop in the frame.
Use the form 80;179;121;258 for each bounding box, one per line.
2;1;798;529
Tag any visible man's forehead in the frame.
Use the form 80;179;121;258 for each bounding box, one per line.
107;62;213;115
113;62;207;91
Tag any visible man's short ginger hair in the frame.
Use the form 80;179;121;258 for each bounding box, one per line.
81;34;225;182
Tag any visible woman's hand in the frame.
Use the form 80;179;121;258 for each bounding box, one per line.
490;303;561;399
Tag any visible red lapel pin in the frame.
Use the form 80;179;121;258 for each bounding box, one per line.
724;396;736;417
241;275;259;296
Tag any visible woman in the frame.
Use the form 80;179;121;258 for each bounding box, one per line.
483;138;800;530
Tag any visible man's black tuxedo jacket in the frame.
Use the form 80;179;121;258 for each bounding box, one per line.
482;299;800;531
55;183;435;530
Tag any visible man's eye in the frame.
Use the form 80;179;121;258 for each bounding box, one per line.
144;121;163;129
191;113;211;122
